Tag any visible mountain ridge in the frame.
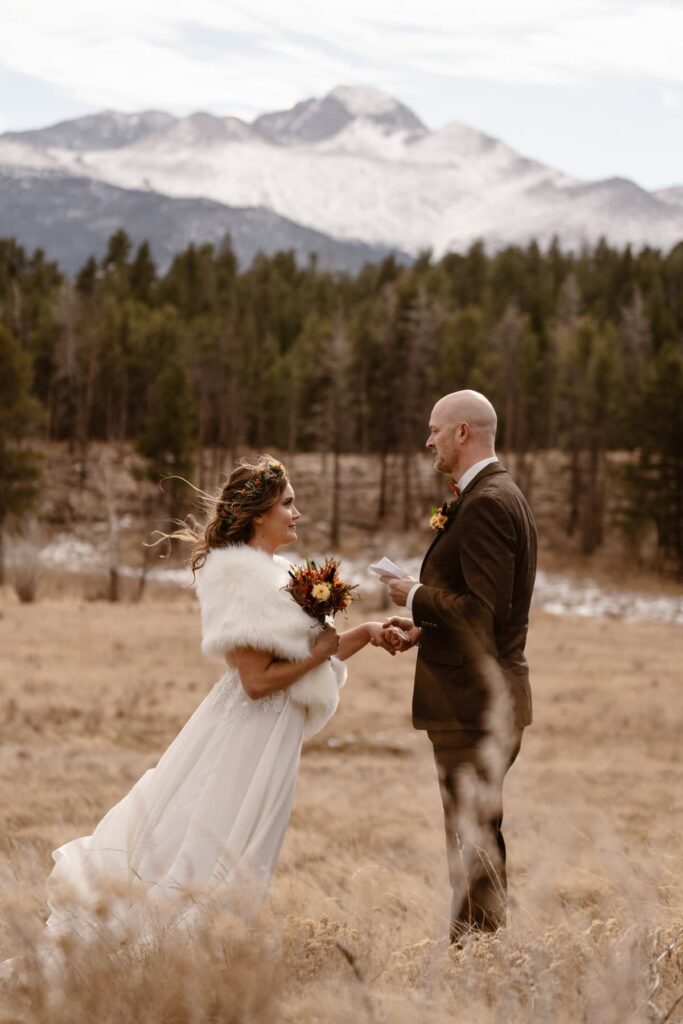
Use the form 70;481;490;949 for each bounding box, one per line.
1;85;681;264
0;165;409;274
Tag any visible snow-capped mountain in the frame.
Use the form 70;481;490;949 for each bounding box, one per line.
2;110;176;151
252;84;425;145
655;186;683;209
1;84;682;269
0;165;405;274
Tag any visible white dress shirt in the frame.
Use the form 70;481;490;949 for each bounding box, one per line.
406;456;499;612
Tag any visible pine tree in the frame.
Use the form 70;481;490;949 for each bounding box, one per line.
629;343;683;576
130;242;157;305
0;324;42;581
137;362;197;522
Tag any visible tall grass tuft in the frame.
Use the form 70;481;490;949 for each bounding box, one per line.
1;834;682;1023
8;535;41;604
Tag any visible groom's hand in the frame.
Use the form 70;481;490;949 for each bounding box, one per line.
382;617;421;652
367;622;398;656
379;574;416;607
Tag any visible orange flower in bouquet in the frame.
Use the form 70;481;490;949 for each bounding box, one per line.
285;558;357;625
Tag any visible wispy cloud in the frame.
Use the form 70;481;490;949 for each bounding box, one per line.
1;0;681;188
2;0;683;117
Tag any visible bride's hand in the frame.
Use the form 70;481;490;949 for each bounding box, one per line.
367;621;396;655
382;617;421;652
368;621;414;655
311;625;340;661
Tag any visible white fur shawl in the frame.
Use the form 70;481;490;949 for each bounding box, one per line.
194;543;346;738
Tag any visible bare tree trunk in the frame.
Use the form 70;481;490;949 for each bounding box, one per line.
77;334;98;485
211;445;223;485
286;369;299;457
504;387;517;453
197;382;209;492
496;304;523;452
401;450;413;531
516;452;534;502
566;447;581;538
377;450;389;522
136;539;151;602
329;449;341;547
100;458;121;602
580;446;604;554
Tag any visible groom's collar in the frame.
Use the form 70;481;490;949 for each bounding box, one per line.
457;455;499;493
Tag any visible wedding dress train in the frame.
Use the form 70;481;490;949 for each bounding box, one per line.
6;544;345;961
45;669;307;943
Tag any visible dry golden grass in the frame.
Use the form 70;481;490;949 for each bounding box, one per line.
0;584;682;1022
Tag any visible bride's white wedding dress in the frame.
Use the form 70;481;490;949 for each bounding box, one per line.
39;544;346;948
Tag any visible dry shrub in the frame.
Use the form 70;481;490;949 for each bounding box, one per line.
1;887;283;1023
8;537;41;604
1;833;682;1024
1;604;682;1022
276;821;683;1024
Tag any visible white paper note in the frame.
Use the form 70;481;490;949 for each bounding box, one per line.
369;556;411;579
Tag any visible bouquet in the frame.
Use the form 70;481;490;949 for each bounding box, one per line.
285;558;357;625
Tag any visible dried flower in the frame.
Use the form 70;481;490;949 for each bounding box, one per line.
430;511;448;531
429;497;461;533
285;558;357;624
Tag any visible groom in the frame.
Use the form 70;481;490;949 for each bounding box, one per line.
381;390;537;943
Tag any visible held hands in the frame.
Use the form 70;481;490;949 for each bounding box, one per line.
367;620;419;656
382;617;421;653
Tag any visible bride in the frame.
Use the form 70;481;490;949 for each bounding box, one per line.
36;456;395;950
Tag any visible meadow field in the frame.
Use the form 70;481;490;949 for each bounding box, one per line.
0;584;682;1022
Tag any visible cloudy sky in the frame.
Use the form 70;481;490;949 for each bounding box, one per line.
1;0;682;189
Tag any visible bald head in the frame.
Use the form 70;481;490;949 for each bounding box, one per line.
426;390;497;477
432;390;497;444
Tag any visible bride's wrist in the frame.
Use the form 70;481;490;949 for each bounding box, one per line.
366;622;383;645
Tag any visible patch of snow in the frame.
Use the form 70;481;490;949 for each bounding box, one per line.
120;564;194;587
330;85;402;118
533;570;683;625
30;534;683;625
40;534;105;569
309;556;683;626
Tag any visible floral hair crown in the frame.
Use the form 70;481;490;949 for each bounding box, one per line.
217;460;286;522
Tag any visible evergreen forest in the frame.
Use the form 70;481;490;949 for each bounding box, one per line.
1;231;682;575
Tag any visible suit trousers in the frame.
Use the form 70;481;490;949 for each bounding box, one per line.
427;725;523;942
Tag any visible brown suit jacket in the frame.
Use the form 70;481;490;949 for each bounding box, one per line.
412;462;537;731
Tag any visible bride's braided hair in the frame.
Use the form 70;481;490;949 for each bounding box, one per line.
156;455;289;574
202;457;287;565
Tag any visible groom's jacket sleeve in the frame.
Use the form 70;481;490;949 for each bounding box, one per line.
412;494;516;639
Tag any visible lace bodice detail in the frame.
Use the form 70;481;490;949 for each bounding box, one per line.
210;669;288;720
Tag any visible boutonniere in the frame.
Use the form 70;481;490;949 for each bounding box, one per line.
429;498;460;533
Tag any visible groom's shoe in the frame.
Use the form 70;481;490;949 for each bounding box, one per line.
449;928;476;953
448;923;497;952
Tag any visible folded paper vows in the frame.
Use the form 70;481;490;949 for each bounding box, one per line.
369;556;411;579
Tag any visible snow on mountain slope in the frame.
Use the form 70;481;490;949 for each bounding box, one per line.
0;165;408;273
1;86;681;257
137;112;257;150
2;110;176;151
655;186;683;209
253;85;424;145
